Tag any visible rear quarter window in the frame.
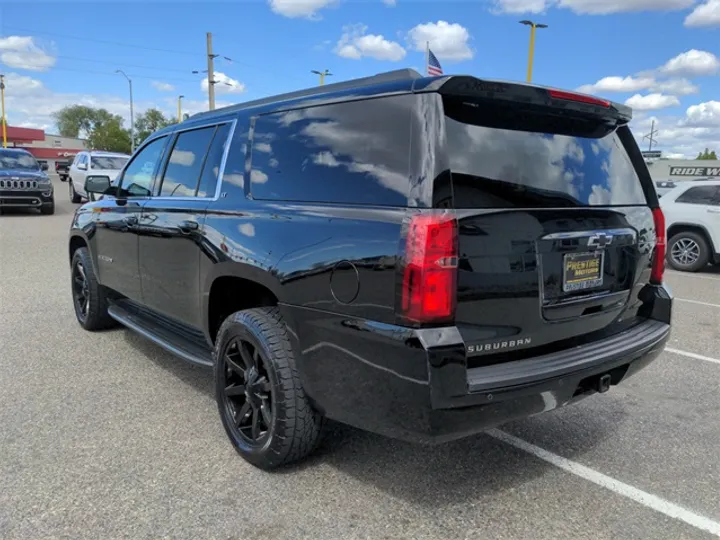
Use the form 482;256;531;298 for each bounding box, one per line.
248;95;413;206
443;98;648;209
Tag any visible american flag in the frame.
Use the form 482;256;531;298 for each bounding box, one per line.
427;48;443;76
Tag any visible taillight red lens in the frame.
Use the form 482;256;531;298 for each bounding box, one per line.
401;214;458;323
548;89;611;108
651;207;666;284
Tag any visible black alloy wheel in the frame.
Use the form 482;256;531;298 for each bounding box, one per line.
72;259;91;324
221;337;274;445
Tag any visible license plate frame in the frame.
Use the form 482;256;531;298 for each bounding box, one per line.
562;251;604;293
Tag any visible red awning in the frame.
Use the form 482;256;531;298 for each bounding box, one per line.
5;126;45;143
19;147;81;159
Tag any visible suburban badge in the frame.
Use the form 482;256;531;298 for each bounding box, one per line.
467;338;532;355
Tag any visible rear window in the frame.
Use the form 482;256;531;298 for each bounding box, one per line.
443;98;647;209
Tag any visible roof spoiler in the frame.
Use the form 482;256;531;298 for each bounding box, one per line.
428;76;633;123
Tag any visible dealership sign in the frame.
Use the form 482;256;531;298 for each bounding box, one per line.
669;167;720;177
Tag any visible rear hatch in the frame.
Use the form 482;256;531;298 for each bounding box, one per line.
435;79;661;367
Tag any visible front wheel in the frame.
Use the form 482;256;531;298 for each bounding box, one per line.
667;231;710;272
70;247;116;330
214;307;324;470
41;201;55;215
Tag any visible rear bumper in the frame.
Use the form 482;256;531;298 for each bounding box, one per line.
284;283;672;444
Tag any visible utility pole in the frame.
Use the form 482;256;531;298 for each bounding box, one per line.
311;69;332;86
116;70;135;152
207;32;216;110
0;74;6;148
177;95;184;123
643;120;659;152
519;20;548;83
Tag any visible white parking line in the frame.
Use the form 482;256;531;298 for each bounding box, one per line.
666;347;720;366
676;298;720;308
487;429;720;537
667;271;720;282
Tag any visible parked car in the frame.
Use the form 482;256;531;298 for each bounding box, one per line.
69;69;672;469
56;160;71;182
660;180;720;272
654;180;678;197
68;151;129;203
0;148;54;214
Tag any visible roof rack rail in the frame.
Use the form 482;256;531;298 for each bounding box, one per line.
190;68;423;120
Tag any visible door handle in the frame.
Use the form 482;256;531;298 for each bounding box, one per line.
707;209;720;214
122;215;138;226
178;220;199;233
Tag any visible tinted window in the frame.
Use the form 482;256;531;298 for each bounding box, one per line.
159;127;215;197
91;156;128;170
249;96;412;206
676;186;720;205
197;123;232;198
217;123;248;203
443;98;647;208
118;136;167;198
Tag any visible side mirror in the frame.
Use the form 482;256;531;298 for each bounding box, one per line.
78;163;88;171
41;162;49;171
85;175;112;195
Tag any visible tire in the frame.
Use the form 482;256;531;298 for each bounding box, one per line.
69;181;81;203
70;247;116;330
214;307;324;470
667;231;710;272
41;201;55;215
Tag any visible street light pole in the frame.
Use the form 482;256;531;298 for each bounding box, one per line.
116;69;135;152
519;20;548;83
0;74;6;148
177;95;184;123
311;69;332;86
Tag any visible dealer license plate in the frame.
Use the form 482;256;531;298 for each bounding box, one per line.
563;252;604;293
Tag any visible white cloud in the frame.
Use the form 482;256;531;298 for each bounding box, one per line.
382;0;397;5
268;0;336;19
577;75;655;94
492;0;692;13
651;78;699;95
201;71;246;95
0;36;56;72
557;0;693;14
625;93;681;111
492;0;549;13
407;21;473;61
151;81;175;92
683;101;720;127
658;49;720;77
684;0;720;27
335;24;406;61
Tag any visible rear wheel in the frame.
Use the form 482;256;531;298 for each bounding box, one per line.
69;181;81;203
214;307;324;470
667;231;709;272
71;247;116;330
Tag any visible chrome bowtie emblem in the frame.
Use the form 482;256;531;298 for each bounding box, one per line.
588;233;613;249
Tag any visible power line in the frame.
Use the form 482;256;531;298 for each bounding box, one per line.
51;54;193;74
3;26;204;58
2;62;197;83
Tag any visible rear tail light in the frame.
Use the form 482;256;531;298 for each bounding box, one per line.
400;213;458;324
651;207;666;284
548;89;610;108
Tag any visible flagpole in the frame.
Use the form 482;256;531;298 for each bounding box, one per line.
425;41;430;76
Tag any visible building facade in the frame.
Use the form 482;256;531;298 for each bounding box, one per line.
646;158;720;182
3;126;88;172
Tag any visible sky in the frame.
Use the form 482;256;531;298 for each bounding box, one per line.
0;0;718;159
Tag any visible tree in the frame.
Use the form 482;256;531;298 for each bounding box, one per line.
52;105;99;138
134;108;173;145
697;148;718;160
87;116;132;154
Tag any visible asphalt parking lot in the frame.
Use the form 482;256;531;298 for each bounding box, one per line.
1;176;719;540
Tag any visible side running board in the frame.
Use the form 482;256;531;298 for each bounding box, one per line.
107;303;214;368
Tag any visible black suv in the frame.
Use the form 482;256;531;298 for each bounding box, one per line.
69;69;672;469
0;148;54;214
